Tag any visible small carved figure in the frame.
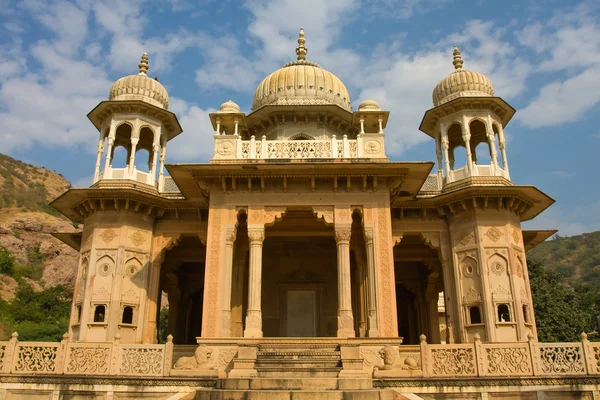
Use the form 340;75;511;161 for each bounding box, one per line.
374;346;419;371
172;344;215;370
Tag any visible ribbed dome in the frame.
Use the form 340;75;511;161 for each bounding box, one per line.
109;53;169;109
358;99;381;111
219;100;240;113
432;47;494;107
252;28;351;112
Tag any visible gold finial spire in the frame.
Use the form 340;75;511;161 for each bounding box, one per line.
452;46;463;70
296;27;307;61
138;52;149;75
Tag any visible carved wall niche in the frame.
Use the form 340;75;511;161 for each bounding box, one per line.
95;254;115;278
512;250;525;278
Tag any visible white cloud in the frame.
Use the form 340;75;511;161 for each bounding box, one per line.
518;65;600;128
524;202;600;237
0;0;200;154
166;98;217;163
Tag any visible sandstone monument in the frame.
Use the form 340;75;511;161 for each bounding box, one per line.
0;29;597;400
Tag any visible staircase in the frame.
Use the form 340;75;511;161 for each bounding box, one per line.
194;341;397;399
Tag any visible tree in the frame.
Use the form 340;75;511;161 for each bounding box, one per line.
528;260;591;342
0;247;14;274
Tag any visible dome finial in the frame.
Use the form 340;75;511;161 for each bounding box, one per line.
138;52;149;75
452;46;463;70
296;27;307;61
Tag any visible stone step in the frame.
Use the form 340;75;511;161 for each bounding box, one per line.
257;368;342;378
195;389;396;400
216;377;373;391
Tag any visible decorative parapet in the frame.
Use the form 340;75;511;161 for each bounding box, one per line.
2;332;600;379
212;133;387;161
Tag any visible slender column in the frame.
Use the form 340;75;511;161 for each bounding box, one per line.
216;117;221;135
364;227;380;337
426;283;441;344
378;115;383;133
441;132;452;182
221;226;237;337
158;146;166;191
335;227;355;337
93;134;105;183
234;118;239;135
497;125;510;179
461;124;474;173
359;116;365;134
150;144;160;185
435;135;443;186
485;116;499;172
244;227;265;338
103;121;117;174
128;137;139;175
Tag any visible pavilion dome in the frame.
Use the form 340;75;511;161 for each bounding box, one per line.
219;100;241;113
109;53;170;110
252;28;351;112
358;99;381;111
432;47;494;107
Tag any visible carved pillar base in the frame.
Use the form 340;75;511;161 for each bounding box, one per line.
368;312;380;337
244;310;263;338
337;310;355;338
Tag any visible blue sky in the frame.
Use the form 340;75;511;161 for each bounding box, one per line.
1;0;599;236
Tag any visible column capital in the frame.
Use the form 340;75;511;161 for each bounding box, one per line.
247;227;265;244
363;227;374;244
224;226;237;244
335;228;351;244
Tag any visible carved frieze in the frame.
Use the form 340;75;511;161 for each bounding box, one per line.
129;230;146;247
492;285;512;300
312;206;334;225
264;206;287;225
99;229;117;244
463;287;481;304
458;229;475;247
485;227;503;243
512;228;521;245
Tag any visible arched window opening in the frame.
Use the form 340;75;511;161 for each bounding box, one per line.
122;306;134;324
134;148;151;171
468;119;490;165
94;305;106;323
522;304;530;323
469;306;482;324
446;123;465;170
111;146;128;169
497;304;511;322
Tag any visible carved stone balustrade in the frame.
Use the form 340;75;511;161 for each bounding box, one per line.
211;134;387;162
2;332;600;380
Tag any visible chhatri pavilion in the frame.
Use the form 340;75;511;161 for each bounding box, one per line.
2;29;599;400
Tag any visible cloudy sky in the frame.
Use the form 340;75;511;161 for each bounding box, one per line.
0;0;599;236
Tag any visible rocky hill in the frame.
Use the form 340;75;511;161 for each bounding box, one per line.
0;154;80;302
527;231;600;288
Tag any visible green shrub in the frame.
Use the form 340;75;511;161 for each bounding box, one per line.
0;247;14;274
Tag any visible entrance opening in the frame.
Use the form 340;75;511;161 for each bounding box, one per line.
158;236;207;344
260;208;336;337
393;234;447;344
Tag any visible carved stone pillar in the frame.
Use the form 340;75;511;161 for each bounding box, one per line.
426;282;441;344
128;137;139;174
335;227;355;337
364;227;380;337
221;226;237;337
244;227;264;338
94;135;104;183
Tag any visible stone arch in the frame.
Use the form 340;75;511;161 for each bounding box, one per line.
289;133;315;140
487;252;509;277
469;118;490;164
96;254;115;277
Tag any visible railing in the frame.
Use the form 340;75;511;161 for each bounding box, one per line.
444;163;509;186
212;133;386;161
96;167;153;186
3;331;600;378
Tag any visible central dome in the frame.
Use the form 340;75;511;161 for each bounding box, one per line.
252;28;351;112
